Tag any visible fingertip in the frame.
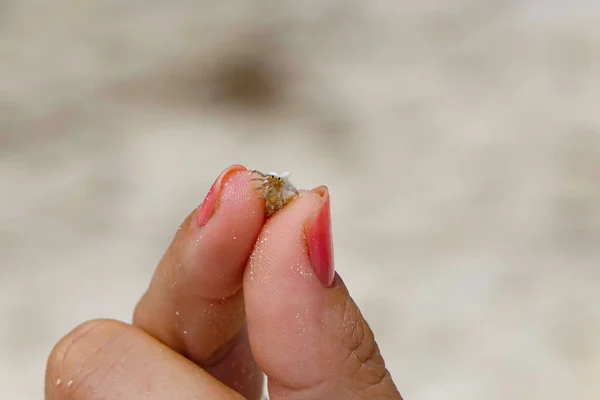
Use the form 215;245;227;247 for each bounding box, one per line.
196;164;247;228
181;166;266;299
243;191;332;386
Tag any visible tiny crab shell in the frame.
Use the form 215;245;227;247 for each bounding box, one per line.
251;170;299;217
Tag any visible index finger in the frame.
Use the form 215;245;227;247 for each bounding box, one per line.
133;164;264;399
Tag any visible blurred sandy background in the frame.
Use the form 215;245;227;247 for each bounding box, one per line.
2;0;600;399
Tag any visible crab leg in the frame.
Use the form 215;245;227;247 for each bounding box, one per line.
259;187;274;199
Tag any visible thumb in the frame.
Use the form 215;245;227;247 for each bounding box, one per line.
243;187;402;399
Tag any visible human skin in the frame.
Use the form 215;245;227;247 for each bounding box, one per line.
45;164;403;400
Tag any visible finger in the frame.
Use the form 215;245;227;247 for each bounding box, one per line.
133;164;264;398
244;187;402;399
45;319;243;400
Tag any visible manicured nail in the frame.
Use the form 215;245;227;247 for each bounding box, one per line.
305;186;335;287
197;164;247;227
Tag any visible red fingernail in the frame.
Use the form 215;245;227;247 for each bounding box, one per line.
197;164;247;227
305;186;335;287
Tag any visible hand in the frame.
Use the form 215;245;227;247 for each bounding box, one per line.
45;164;403;399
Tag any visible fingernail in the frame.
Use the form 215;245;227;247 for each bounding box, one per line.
197;164;247;227
305;186;335;287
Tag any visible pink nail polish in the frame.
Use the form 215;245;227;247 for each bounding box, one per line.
197;164;246;227
305;186;335;287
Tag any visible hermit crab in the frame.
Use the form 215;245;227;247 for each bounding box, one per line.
251;170;299;217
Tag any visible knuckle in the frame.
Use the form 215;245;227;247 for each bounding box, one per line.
46;319;131;398
339;298;396;395
47;319;106;376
